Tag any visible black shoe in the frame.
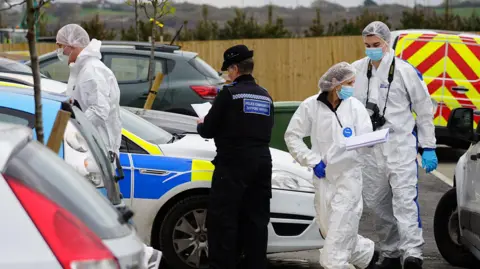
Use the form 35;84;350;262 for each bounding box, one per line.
403;257;423;269
366;251;380;269
377;257;402;269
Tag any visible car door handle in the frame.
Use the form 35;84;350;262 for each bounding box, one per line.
139;169;169;176
451;86;469;93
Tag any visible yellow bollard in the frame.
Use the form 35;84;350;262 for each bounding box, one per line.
46;109;71;153
143;72;164;110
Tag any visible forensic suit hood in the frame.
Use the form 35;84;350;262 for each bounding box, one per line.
284;91;375;269
66;39;122;156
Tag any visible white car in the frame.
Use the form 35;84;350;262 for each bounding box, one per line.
434;107;480;268
117;107;322;269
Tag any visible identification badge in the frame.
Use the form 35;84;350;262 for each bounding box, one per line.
243;99;271;116
343;127;353;138
380;83;389;89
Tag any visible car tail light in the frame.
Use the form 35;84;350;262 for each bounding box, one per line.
190;85;218;99
4;175;119;269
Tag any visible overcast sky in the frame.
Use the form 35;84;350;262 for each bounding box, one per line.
58;0;445;8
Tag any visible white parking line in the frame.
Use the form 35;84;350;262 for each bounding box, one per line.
416;156;454;187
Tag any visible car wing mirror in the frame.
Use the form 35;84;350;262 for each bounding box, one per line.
447;107;475;142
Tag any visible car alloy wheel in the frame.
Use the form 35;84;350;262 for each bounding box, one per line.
172;209;208;268
448;209;461;246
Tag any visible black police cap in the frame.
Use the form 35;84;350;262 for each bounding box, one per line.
221;44;254;71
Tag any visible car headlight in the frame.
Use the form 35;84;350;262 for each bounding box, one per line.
84;157;104;188
86;173;104;188
65;131;88;152
272;170;315;193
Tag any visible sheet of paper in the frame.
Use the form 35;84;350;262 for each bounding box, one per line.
345;128;390;151
191;102;212;118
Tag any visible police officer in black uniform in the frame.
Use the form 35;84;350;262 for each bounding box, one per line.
197;44;274;269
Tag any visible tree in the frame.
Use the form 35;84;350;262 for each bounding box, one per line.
304;8;324;37
38;9;49;36
400;6;427;29
81;13;117;40
179;20;195;41
139;0;175;90
219;8;263;39
121;19;172;41
126;0;140;41
1;0;52;143
262;4;290;38
364;0;378;6
192;5;219;40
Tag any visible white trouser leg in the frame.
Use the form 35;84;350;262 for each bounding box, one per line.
316;171;375;269
362;147;401;259
389;158;424;260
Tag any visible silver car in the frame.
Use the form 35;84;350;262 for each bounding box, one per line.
0;122;144;269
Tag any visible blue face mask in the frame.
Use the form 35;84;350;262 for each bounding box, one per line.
337;86;354;100
366;47;384;61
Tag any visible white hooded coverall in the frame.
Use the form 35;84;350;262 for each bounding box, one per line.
285;93;374;269
66;39;122;157
351;47;436;260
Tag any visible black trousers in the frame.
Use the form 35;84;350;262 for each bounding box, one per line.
207;157;272;269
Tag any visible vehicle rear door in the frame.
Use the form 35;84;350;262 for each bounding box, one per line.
459;140;480;250
102;52;169;109
394;32;447;127
445;35;480;130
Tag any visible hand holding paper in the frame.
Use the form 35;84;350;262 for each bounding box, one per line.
345;128;390;151
191;102;212;119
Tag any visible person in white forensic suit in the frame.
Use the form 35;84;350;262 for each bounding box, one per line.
284;62;378;269
351;21;438;269
55;24;162;269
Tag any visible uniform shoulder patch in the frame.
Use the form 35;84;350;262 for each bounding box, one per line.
232;93;272;103
243;98;271;116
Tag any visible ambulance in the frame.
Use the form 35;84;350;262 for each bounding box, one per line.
391;30;480;149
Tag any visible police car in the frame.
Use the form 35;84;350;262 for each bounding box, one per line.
117;107;322;269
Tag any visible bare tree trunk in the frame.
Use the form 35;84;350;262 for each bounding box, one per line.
147;0;157;90
26;0;44;143
135;0;139;41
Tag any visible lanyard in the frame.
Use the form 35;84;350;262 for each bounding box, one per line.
333;111;343;128
366;57;396;118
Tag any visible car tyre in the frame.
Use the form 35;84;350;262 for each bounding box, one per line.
159;195;209;269
434;188;479;268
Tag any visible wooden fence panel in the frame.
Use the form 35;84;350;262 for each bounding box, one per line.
177;36;366;101
0;36;367;101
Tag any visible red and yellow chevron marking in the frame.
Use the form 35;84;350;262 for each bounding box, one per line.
395;32;480;129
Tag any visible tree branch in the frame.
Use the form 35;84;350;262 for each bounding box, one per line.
0;0;27;12
141;3;151;20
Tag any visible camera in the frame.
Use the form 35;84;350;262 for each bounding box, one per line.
366;102;387;131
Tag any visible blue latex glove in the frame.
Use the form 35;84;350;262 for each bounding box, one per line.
314;161;326;178
422;148;438;173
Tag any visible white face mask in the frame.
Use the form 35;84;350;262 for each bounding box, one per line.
56;48;69;63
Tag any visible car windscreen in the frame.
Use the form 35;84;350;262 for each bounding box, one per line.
4;141;131;240
120;108;173;145
0;58;33;73
188;56;221;80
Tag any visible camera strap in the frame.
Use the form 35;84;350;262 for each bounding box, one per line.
366;57;396;117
